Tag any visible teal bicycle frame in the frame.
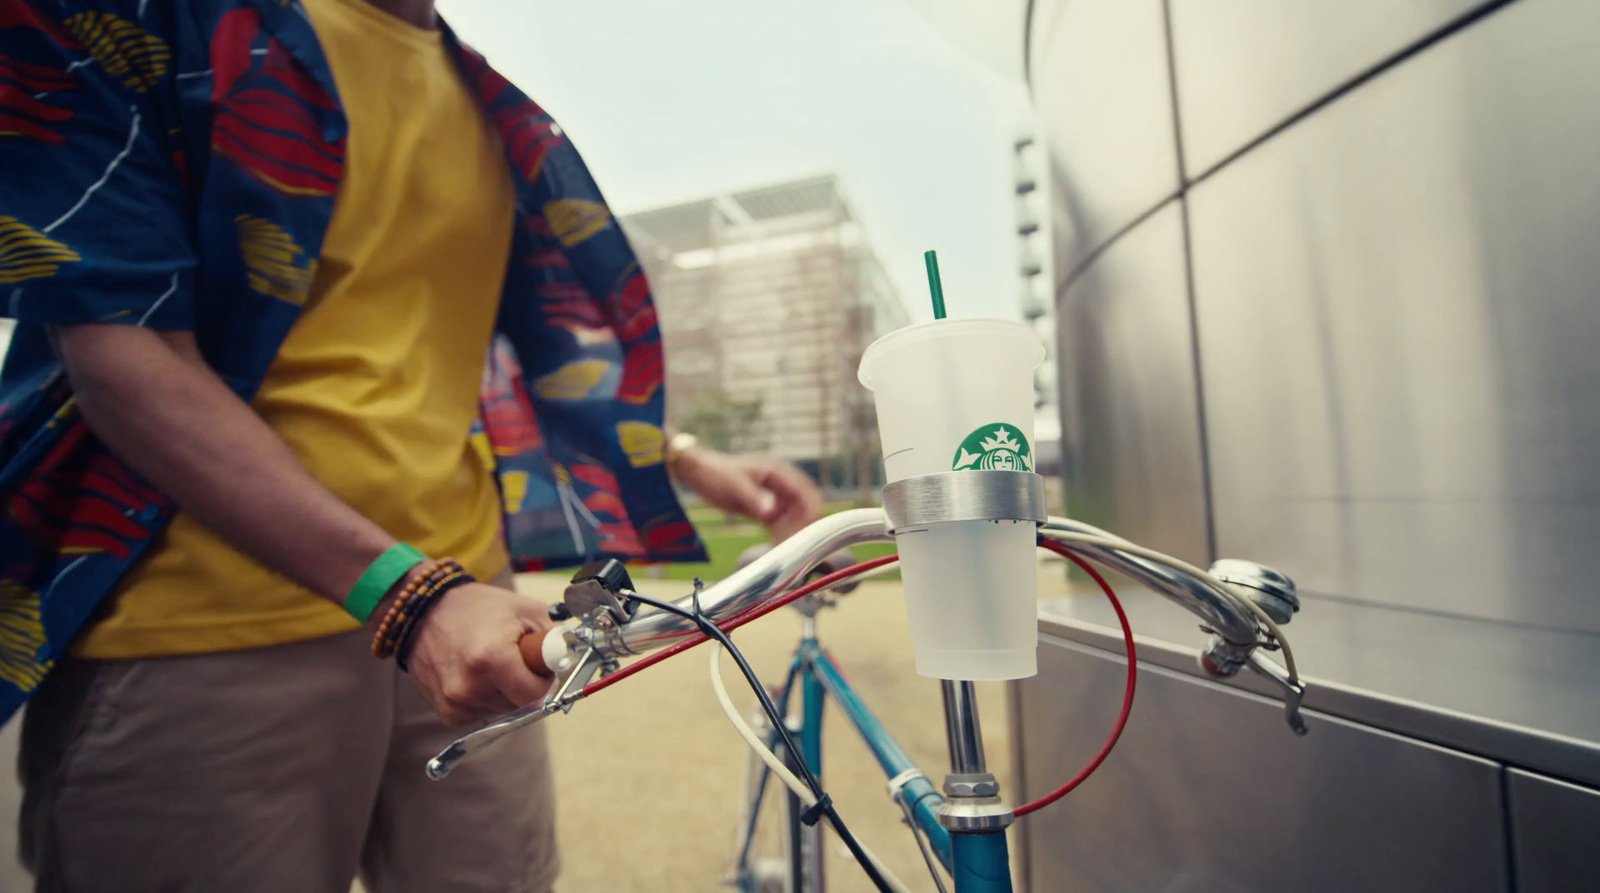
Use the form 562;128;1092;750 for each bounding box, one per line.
730;619;1011;893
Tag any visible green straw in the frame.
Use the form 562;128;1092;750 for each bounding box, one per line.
924;250;947;320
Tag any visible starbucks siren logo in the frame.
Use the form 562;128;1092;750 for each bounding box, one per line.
952;423;1033;472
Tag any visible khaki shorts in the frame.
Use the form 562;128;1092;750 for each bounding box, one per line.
16;627;558;893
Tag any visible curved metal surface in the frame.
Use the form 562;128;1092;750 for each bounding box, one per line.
1051;203;1213;566
1027;0;1180;279
1036;0;1600;635
1188;0;1600;634
591;508;893;658
1169;0;1495;175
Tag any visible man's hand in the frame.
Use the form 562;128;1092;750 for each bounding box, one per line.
673;446;825;543
403;583;556;727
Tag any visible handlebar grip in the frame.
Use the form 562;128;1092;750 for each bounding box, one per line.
520;628;556;678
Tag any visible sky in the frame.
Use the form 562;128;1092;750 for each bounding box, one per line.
435;0;1035;322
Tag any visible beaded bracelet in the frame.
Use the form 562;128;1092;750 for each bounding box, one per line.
373;563;463;659
378;567;468;659
371;559;445;651
394;571;476;673
371;558;471;659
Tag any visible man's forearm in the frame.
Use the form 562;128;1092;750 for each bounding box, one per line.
57;324;397;606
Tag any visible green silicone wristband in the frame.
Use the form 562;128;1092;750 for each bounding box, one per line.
345;543;427;623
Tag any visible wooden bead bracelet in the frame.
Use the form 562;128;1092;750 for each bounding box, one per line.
371;557;474;661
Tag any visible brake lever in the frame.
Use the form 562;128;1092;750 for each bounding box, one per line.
1246;650;1309;736
426;644;603;780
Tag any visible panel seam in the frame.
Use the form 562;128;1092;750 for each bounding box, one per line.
1054;0;1525;290
1162;0;1218;562
1501;767;1520;893
1187;0;1523;186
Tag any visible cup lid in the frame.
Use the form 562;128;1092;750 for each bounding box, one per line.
858;318;1044;388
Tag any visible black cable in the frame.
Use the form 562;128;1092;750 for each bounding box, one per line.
896;789;950;893
626;589;895;893
632;587;821;793
626;590;890;891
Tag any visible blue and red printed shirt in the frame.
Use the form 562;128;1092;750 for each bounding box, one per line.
0;0;705;721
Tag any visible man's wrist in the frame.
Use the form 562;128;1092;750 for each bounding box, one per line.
363;557;429;630
344;542;427;624
665;430;700;478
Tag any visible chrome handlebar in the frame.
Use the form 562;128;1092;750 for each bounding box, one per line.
588;508;890;660
1040;518;1260;646
428;491;1307;780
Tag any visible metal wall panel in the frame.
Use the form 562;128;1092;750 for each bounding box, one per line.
1169;0;1490;174
1506;769;1600;893
1055;204;1209;564
1028;0;1179;282
1038;593;1600;789
1187;0;1600;631
1017;635;1509;893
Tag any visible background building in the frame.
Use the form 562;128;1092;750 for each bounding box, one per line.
622;175;909;496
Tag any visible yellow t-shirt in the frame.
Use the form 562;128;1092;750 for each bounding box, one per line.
75;0;514;658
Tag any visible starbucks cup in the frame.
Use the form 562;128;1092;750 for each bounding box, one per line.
858;319;1046;681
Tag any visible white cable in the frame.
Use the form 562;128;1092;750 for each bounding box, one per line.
710;641;813;809
709;642;915;893
1042;531;1299;682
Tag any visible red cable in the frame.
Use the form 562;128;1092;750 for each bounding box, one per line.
581;554;900;697
1014;539;1138;817
577;539;1136;820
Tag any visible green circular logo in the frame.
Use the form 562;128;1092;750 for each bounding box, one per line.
952;423;1033;472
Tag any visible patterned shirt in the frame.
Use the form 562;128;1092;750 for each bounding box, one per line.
0;0;705;721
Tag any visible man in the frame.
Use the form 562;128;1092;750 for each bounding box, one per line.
0;0;823;889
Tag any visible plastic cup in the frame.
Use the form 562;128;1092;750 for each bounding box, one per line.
858;319;1046;680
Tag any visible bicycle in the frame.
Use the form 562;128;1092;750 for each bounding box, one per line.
428;469;1309;893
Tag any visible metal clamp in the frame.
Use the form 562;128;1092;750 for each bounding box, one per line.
936;766;1014;831
881;470;1047;533
561;559;640;627
938;788;1015;832
886;768;928;799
